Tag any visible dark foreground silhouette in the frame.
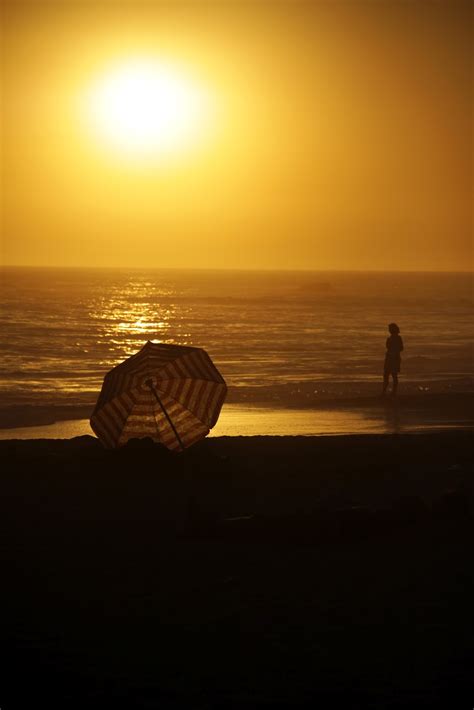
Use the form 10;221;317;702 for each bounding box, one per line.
1;432;473;709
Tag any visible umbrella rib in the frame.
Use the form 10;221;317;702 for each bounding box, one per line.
159;374;225;385
160;349;226;384
152;380;226;429
151;399;164;445
146;380;185;451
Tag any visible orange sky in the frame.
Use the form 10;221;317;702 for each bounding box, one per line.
1;0;472;270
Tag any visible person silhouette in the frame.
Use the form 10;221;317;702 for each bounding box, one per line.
382;323;403;396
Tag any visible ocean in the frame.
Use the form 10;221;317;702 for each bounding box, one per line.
1;267;472;435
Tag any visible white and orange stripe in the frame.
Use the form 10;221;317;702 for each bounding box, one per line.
90;341;227;451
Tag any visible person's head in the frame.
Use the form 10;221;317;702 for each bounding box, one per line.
388;322;400;335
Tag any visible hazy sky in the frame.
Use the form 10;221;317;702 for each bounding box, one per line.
2;0;472;270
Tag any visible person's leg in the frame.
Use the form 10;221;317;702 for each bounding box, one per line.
392;373;398;396
382;370;389;394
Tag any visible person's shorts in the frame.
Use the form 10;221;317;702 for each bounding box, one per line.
384;358;400;376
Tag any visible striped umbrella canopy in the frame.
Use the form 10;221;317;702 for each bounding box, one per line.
90;341;227;451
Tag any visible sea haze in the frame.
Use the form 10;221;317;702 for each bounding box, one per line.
1;268;472;423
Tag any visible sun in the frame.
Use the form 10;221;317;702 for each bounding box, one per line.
86;59;210;156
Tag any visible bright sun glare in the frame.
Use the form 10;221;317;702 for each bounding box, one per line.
86;59;210;156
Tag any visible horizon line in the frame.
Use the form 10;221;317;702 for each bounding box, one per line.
1;264;473;275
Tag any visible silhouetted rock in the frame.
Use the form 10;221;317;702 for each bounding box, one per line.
69;435;104;453
120;436;164;451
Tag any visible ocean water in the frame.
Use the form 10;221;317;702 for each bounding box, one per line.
1;268;472;420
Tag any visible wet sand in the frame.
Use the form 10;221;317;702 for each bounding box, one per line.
0;392;472;438
1;431;473;708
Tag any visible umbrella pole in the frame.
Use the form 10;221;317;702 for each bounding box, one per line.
146;380;185;452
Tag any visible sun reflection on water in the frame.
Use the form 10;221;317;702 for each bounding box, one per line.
88;278;195;368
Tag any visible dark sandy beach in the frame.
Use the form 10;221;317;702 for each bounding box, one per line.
1;431;473;708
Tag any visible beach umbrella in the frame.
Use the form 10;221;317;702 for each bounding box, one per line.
90;341;227;451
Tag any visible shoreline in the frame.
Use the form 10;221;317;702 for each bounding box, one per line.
0;391;472;428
